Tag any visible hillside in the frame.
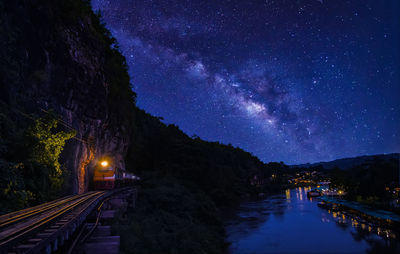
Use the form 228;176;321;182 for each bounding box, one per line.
292;153;399;170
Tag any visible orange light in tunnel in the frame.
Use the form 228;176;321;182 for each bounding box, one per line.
101;160;109;167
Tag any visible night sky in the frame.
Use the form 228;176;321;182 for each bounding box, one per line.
91;0;400;164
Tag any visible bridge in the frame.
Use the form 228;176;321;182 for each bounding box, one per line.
0;188;135;254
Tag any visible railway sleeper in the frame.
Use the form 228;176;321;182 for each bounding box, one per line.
36;233;52;238
15;244;36;252
43;229;57;233
27;238;42;243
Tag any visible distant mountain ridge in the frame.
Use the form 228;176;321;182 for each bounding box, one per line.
292;153;400;170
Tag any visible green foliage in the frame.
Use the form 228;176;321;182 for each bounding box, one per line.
0;103;33;213
355;195;380;205
27;113;76;196
113;177;226;254
0;160;34;213
0;104;75;213
29;114;76;176
329;158;399;206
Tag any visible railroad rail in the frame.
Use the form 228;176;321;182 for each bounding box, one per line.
0;189;127;254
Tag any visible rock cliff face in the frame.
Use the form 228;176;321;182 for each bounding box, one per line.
0;0;134;193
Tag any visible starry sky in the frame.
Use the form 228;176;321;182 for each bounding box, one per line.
91;0;400;164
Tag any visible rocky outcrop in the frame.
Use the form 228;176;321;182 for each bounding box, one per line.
0;0;134;193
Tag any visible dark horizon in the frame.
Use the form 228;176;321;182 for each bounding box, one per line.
92;0;400;164
289;152;400;166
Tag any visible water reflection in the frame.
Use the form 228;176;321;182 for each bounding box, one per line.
285;189;291;203
225;187;400;254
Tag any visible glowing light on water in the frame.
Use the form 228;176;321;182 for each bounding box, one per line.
285;189;291;203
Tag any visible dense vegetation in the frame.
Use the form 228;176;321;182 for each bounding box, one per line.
0;104;75;213
329;158;399;208
113;177;226;254
113;108;289;254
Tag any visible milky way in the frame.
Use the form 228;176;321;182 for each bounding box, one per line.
91;0;400;164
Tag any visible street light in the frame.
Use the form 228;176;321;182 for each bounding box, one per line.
101;160;108;167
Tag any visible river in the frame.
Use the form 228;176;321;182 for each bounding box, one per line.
225;187;400;254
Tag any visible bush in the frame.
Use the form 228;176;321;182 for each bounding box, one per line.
0;105;75;213
113;177;226;254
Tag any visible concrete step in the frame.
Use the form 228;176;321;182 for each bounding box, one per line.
87;236;120;243
100;210;116;220
92;226;111;237
108;198;124;207
85;236;120;254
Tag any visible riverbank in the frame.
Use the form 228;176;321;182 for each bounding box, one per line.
110;175;287;254
318;196;400;233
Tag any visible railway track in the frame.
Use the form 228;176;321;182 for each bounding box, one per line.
0;190;117;254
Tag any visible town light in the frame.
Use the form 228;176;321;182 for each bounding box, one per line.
101;160;108;167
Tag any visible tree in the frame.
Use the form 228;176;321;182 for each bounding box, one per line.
27;114;76;196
